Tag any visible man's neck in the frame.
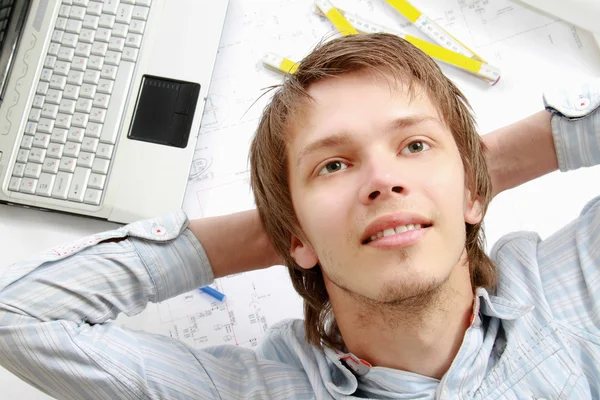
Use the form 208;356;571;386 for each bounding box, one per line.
327;261;474;380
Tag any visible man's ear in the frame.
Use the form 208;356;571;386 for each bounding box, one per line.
464;192;484;225
290;235;319;270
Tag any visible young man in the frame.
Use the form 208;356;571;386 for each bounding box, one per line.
0;33;598;399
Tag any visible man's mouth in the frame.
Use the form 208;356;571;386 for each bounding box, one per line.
362;223;432;245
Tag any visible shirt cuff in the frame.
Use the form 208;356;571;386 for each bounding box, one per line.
543;78;600;172
125;210;215;302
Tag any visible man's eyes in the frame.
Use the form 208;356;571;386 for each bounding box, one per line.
315;140;430;177
400;140;430;155
318;160;349;176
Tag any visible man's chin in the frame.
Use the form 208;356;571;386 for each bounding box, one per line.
375;275;446;307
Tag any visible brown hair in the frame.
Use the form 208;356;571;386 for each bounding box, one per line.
250;33;496;349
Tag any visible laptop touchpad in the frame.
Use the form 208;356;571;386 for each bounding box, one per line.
128;76;200;148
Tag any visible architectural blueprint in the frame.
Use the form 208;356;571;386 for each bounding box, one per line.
118;0;600;350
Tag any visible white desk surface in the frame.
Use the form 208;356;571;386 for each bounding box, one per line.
2;0;600;398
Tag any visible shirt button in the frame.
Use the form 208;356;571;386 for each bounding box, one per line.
152;225;166;236
576;97;590;110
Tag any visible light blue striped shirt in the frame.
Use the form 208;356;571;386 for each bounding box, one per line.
1;80;600;399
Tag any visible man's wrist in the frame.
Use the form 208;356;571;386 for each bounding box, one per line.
188;209;281;279
483;110;556;197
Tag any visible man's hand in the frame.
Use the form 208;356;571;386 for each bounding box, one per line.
482;110;558;198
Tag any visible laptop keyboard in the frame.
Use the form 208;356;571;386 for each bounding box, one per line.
7;0;151;205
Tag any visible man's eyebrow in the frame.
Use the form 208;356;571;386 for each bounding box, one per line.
296;134;353;168
295;116;440;168
386;115;439;131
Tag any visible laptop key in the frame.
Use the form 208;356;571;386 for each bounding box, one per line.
58;5;71;18
29;108;41;122
56;113;73;129
41;104;59;119
99;14;116;28
96;143;113;159
81;137;99;152
83;14;99;29
40;68;52;82
128;19;145;35
65;19;83;34
42;158;60;174
33;133;51;148
55;18;67;31
69;6;86;20
46;89;63;104
68;167;91;202
67;70;84;85
24;122;37;135
47;143;65;159
16;149;29;163
88;173;106;190
21;134;34;149
90;108;107;123
122;46;138;62
37;82;50;95
75;42;92;57
83;69;101;84
19;178;38;194
97;79;114;94
8;177;21;192
59;99;77;114
59;157;77;173
28;148;47;163
68;127;85;143
51;172;73;199
37;118;55;134
64;142;81;157
77;152;95;168
84;188;102;205
24;163;42;179
32;95;45;108
37;173;56;197
103;0;120;15
61;33;79;48
116;4;133;24
100;60;134;144
76;98;93;113
92;158;109;174
86;2;103;16
58;47;75;62
132;6;149;21
85;122;102;138
49;75;67;90
51;128;68;144
12;163;26;177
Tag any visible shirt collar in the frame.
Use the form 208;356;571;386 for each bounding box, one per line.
322;287;535;396
475;287;535;320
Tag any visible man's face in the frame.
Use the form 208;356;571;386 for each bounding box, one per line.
287;72;482;303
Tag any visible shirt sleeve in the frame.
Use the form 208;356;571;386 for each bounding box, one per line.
534;79;600;339
0;210;229;399
543;77;600;172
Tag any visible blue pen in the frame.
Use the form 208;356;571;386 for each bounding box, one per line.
199;286;226;302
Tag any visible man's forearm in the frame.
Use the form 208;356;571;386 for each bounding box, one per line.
188;210;282;278
484;110;558;197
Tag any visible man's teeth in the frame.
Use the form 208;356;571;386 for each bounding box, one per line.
370;224;422;242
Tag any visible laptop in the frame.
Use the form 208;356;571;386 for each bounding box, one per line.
0;0;228;224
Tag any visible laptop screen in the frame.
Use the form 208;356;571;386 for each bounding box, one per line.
0;0;30;101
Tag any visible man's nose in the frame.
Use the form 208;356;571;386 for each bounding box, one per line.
358;156;407;205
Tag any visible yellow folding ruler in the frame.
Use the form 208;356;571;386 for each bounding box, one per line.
263;0;501;85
